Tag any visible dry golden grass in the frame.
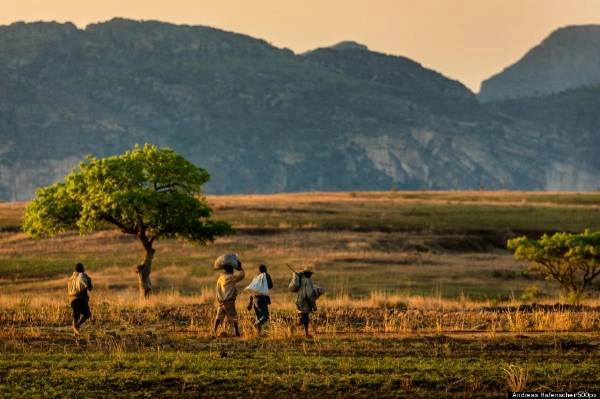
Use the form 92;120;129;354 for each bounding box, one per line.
503;364;529;391
2;288;599;342
209;191;600;208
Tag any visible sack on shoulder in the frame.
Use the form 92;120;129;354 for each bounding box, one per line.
244;273;269;296
288;272;301;293
68;273;87;296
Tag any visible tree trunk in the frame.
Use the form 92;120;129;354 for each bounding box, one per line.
136;238;155;299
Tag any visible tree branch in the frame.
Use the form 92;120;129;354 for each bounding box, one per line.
583;264;600;289
154;182;190;193
103;215;135;234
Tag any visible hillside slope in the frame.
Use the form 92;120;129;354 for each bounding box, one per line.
489;84;600;186
0;19;595;200
479;25;600;101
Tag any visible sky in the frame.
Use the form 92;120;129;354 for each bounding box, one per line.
2;0;600;92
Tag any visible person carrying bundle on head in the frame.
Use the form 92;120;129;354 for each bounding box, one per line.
68;263;94;336
245;264;274;334
289;266;323;338
213;254;245;337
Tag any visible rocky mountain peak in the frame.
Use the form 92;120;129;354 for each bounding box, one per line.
328;41;369;51
479;24;600;102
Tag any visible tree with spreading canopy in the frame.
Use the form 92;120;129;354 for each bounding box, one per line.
22;144;232;297
507;230;600;304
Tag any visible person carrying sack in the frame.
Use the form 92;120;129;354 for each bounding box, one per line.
245;264;274;333
68;263;93;336
213;260;245;337
290;266;321;337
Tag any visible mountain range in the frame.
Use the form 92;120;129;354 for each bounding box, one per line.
1;19;599;200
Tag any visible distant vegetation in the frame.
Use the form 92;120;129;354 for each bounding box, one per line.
509;230;600;303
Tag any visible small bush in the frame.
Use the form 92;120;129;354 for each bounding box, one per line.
520;285;544;302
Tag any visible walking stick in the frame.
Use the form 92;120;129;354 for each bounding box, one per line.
285;263;298;273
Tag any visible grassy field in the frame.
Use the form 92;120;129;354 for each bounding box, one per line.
1;191;600;397
3;332;599;398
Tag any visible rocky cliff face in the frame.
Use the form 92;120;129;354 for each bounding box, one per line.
479;25;600;102
488;83;600;189
0;19;599;200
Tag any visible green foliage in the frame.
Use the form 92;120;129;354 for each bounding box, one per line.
23;144;232;245
22;183;81;237
508;230;600;303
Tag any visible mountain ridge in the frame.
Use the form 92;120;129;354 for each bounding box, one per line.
479;24;600;101
1;19;599;200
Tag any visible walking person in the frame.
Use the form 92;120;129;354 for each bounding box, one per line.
213;262;245;337
68;263;93;336
245;264;273;334
291;266;320;338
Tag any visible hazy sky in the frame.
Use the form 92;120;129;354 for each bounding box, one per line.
3;0;600;91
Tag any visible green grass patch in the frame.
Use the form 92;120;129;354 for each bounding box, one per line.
1;334;598;398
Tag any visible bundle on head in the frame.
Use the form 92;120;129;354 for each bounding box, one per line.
213;253;241;270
